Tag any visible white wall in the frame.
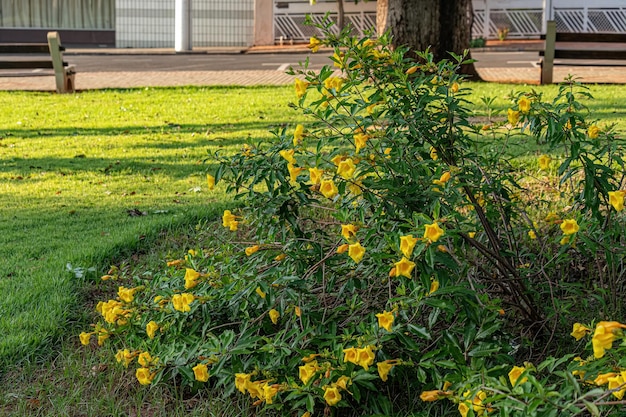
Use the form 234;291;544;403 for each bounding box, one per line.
116;0;254;48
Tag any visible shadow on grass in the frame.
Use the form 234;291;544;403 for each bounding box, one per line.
0;155;222;177
0;121;292;140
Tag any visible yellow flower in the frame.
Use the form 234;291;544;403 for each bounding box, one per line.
354;132;369;154
331;154;345;166
348;242;365;263
263;383;280;404
560;235;570;246
332;51;345;69
348;181;362;195
538;154;551;170
337;158;356;179
377;360;394;381
343;347;358;364
429;279;439;294
308;37;322;53
356;345;376;370
323;385;342;406
508;365;528;386
293;124;305;146
245;245;260;256
570;322;591;341
242;144;253;157
595;372;618;386
274;253;286;262
245;380;264;399
324;76;344;91
335;375;351;390
97;329;110;346
172;293;195;312
235;373;252;394
420;390;446;402
432;171;451;187
269;308;280;324
588;124;600;139
394;257;416;278
450;82;460;93
117;286;137;303
341;224;357;241
405;65;418;75
193;363;209;382
399;234;418;258
279;149;296;164
376;310;394;332
135;367;155;385
308;167;324;185
138;351;154;367
528;230;537;240
608;372;626;399
222;210;237;229
146;321;159;339
424;222;444;242
299;361;318;385
560;219;579;235
608;190;626;211
458;402;470;417
206;174;215;190
184;268;202;289
295;78;309;98
255;287;266;298
507;108;520;125
79;332;92;346
592;321;626;358
320;179;338;199
518;96;531;113
337;243;349;254
430;146;438;160
287;163;304;184
472;390;488;415
115;348;134;368
295;306;302;317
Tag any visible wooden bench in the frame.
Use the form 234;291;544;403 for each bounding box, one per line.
0;32;75;93
539;20;626;84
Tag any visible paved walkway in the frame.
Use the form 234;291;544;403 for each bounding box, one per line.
0;41;624;91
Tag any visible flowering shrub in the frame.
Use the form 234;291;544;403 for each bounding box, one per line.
80;24;626;416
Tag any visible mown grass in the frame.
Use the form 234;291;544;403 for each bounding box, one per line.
1;82;626;416
0;86;300;370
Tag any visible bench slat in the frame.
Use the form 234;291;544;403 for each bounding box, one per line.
0;61;55;69
0;44;51;54
539;50;626;60
540;33;626;43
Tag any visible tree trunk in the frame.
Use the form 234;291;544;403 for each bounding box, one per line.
377;0;481;79
337;0;345;31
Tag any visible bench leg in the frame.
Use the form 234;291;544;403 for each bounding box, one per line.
541;20;556;84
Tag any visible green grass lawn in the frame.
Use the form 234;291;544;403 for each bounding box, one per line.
0;86;301;369
1;82;625;415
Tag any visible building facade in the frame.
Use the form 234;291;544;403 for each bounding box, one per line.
0;0;625;48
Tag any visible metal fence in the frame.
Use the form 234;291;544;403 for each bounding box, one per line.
273;0;626;43
473;0;626;39
274;0;377;42
116;0;254;48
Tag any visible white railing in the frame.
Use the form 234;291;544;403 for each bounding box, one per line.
473;0;626;39
273;0;626;43
274;0;376;42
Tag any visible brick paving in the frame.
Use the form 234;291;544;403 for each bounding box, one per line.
0;42;624;91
